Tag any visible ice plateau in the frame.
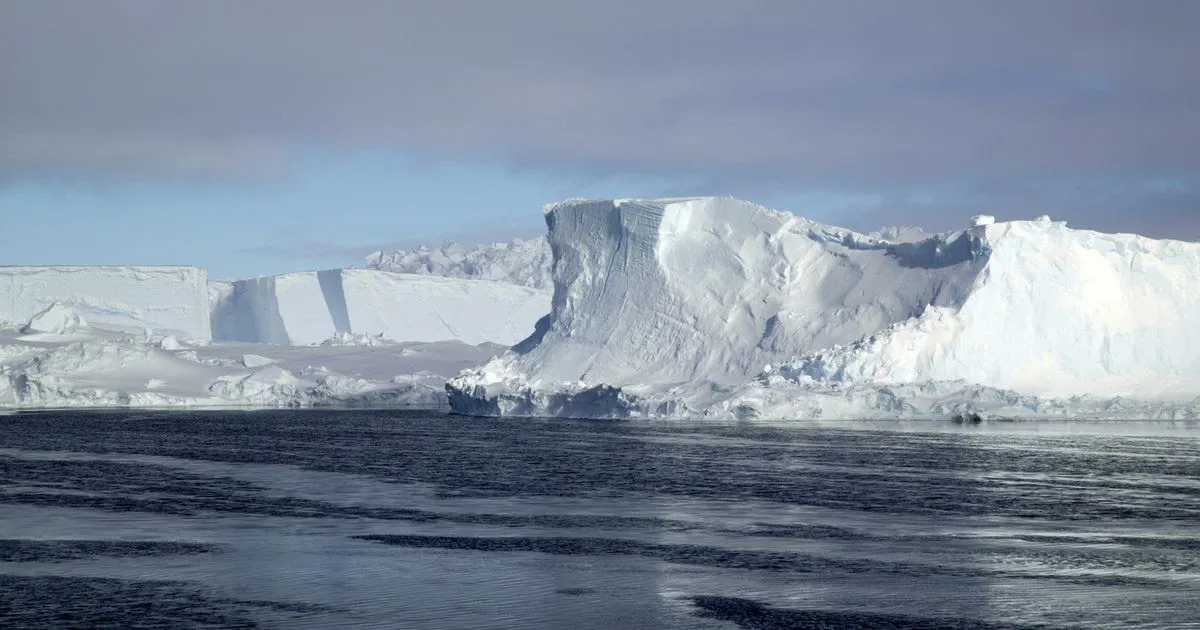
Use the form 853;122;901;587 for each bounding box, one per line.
448;197;1200;420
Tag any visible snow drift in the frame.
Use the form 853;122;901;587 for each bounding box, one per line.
0;266;211;340
448;197;1200;419
211;269;550;346
21;302;89;335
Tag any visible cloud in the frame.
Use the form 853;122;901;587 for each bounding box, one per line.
3;0;1197;184
2;0;1198;239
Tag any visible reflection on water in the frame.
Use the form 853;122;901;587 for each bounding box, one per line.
1;410;1198;629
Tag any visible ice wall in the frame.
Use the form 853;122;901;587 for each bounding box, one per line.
448;197;1200;418
340;270;552;345
0;266;211;340
212;269;550;346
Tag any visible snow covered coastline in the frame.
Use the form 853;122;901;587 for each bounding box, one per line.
447;197;1200;420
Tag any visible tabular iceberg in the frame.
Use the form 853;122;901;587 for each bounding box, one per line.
448;197;1200;419
0;266;211;340
210;269;550;346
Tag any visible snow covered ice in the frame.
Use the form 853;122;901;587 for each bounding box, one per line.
21;302;88;335
448;197;1200;420
0;266;541;409
210;269;549;346
365;237;553;290
0;266;211;340
0;259;545;409
0;305;504;409
5;196;1199;418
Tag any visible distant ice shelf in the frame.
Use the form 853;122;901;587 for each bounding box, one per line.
0;304;503;410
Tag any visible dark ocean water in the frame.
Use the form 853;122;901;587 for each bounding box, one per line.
1;410;1198;629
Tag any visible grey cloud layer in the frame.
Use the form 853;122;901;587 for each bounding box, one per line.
2;0;1197;234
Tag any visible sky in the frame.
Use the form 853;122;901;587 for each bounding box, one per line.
2;0;1198;279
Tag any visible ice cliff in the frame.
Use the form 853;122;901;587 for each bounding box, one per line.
0;266;211;340
448;197;1200;419
211;269;550;346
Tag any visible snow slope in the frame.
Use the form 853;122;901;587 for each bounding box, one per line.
365;238;553;289
448;197;1200;419
0;266;211;340
211;269;550;346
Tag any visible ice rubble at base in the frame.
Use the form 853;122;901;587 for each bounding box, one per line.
0;255;548;409
0;303;505;409
448;197;1200;420
21;302;89;335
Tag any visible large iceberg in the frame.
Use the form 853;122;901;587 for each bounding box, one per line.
448;197;1200;419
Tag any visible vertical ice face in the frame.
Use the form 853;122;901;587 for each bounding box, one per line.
210;269;551;346
505;197;987;388
0;266;212;340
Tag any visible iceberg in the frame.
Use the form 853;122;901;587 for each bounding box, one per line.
210;269;550;346
0;266;211;340
448;197;1200;420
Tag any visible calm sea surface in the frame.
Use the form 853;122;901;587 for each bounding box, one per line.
1;410;1198;629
